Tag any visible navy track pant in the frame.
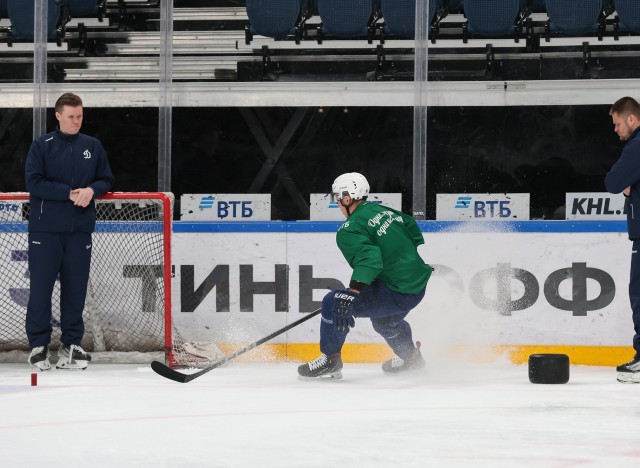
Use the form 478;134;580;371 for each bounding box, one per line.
26;231;92;348
629;240;640;359
320;280;426;359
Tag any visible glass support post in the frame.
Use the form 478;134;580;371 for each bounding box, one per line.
158;1;174;192
33;0;48;139
412;0;429;220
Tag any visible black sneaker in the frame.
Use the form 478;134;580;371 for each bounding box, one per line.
28;345;51;371
382;342;425;375
616;356;640;383
56;344;91;370
298;353;343;380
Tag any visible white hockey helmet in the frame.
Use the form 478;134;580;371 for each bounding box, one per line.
332;172;370;200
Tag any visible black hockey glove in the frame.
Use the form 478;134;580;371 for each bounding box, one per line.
332;290;361;332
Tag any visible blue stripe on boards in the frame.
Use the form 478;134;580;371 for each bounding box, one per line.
172;221;628;234
0;221;626;233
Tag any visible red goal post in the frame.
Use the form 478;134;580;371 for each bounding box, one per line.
0;192;221;368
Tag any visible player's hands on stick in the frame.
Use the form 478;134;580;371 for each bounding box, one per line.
332;289;361;332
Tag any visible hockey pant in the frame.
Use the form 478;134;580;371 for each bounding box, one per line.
320;280;426;359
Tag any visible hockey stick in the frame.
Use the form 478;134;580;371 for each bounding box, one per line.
151;308;322;383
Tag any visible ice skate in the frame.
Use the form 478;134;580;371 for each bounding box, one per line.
298;353;343;380
616;356;640;383
382;342;425;375
56;344;91;370
28;345;51;371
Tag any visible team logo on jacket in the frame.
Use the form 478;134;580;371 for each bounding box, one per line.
83;149;92;159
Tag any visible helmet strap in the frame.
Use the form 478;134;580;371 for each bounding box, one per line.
339;198;355;217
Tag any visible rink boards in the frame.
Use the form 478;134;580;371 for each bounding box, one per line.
171;221;636;366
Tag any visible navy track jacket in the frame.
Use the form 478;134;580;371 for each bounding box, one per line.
25;128;114;233
606;127;640;240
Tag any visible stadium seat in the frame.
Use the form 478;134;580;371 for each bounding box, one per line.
381;0;442;39
62;0;106;20
545;0;607;35
7;0;62;41
0;0;7;18
246;0;309;40
316;0;376;38
531;0;546;12
448;0;464;13
464;0;525;37
615;0;640;33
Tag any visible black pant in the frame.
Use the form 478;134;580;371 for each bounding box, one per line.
26;231;92;348
629;240;640;359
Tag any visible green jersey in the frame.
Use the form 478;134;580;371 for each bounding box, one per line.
336;201;432;294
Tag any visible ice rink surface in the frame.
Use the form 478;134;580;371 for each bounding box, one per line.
1;359;639;468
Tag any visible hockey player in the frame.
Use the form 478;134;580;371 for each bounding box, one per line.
298;172;433;379
25;93;114;371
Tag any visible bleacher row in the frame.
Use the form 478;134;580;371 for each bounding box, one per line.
0;0;109;47
244;0;640;46
3;1;640;47
2;1;640;82
0;0;160;54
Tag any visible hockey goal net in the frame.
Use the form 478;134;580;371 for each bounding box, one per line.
0;192;221;368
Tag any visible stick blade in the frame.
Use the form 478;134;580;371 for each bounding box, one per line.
151;360;190;383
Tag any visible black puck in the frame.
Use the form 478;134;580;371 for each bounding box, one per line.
528;353;570;384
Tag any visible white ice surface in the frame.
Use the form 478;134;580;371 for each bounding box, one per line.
1;360;639;467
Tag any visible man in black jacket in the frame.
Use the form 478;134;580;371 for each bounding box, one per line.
605;96;640;383
25;93;114;371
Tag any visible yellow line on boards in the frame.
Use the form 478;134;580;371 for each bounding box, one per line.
213;343;632;366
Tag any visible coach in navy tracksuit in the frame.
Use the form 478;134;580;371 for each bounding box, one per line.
605;96;640;382
25;93;114;370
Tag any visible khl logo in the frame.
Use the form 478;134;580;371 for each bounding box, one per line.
571;197;625;216
83;149;91;159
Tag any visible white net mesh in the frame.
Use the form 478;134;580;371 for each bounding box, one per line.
0;192;223;368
